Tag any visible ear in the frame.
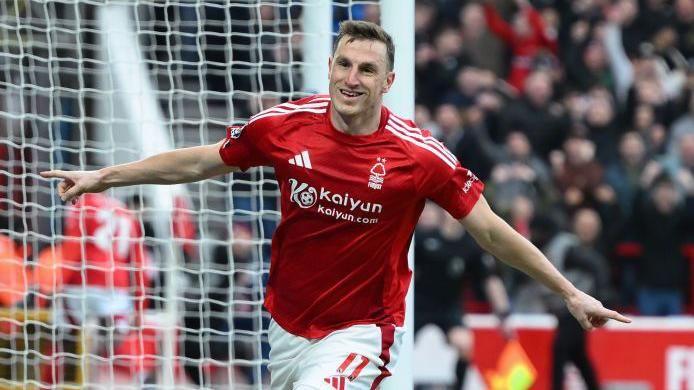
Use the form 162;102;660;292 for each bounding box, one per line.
382;71;396;94
328;56;333;80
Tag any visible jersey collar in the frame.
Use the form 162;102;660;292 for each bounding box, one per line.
322;101;389;144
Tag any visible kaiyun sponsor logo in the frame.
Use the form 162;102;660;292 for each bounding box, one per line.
288;178;382;224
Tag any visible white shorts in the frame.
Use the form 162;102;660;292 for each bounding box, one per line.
268;319;404;390
55;286;133;333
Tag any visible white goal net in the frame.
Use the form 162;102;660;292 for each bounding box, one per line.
0;1;386;388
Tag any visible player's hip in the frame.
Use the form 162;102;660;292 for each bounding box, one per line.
268;318;405;389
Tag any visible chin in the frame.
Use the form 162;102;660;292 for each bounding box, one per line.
333;102;361;116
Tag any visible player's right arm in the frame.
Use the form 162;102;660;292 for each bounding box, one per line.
460;196;631;330
41;140;237;202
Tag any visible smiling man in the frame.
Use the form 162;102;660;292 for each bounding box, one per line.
41;20;629;389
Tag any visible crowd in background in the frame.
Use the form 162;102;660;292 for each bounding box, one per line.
412;0;694;316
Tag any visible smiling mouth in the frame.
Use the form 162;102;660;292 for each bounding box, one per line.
339;89;364;99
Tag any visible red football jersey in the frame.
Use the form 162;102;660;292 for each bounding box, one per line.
219;95;484;338
60;193;147;293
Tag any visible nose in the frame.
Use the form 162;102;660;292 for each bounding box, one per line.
345;67;359;88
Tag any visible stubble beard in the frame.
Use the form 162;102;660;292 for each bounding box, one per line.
332;90;365;118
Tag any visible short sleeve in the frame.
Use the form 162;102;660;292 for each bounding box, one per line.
428;165;484;220
412;134;484;219
218;119;272;171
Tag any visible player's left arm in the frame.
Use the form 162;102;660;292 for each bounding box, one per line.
459;195;631;330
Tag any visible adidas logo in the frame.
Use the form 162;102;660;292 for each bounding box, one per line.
289;150;312;169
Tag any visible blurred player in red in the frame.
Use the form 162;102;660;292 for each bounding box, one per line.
36;193;149;384
42;20;629;389
0;234;28;308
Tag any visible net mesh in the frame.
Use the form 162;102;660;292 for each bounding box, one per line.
0;1;380;388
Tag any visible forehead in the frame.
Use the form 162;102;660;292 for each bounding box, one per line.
334;37;388;67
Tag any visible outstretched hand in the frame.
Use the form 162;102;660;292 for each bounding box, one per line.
565;290;631;330
40;170;106;203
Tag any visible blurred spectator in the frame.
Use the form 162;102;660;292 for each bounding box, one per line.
482;0;558;91
434;104;465;149
552;209;611;390
674;0;694;59
414;203;512;390
501;71;569;160
415;104;441;138
459;3;505;76
415;0;438;42
565;37;614;92
631;174;692;315
552;137;617;216
604;3;687;108
632;104;668;157
445;67;487;108
451;94;503;181
668;93;694;156
415;28;470;110
662;132;694;195
513;214;573;313
638;0;678;47
487;131;556;216
605;132;648;218
612;0;643;56
508;195;535;239
436;26;473;91
582;87;620;164
415;41;444;108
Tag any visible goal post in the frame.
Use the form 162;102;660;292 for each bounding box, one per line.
301;1;332;94
0;1;414;388
381;2;416;389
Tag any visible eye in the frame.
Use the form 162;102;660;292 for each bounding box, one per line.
360;65;377;75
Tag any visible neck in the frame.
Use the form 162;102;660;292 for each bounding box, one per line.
330;105;382;136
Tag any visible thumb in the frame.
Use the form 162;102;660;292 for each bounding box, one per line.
579;316;594;331
61;184;84;203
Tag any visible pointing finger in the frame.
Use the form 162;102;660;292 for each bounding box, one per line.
601;308;632;324
40;170;69;179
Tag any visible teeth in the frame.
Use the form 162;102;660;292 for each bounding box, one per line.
341;89;360;97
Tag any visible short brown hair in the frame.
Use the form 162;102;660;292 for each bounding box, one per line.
333;20;395;71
